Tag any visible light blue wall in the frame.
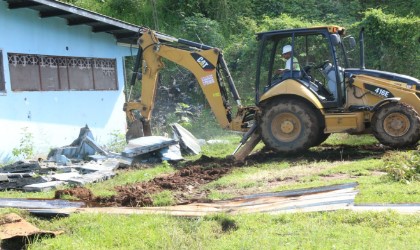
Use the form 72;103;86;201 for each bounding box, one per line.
0;2;137;162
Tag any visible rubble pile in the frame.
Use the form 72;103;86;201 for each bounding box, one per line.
0;124;201;192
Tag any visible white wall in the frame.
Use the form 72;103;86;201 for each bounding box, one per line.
0;2;136;162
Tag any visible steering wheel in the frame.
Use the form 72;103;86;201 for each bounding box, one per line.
315;60;330;69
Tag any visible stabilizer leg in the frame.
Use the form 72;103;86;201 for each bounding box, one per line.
232;132;261;162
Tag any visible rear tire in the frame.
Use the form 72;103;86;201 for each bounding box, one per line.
260;98;321;153
372;102;420;147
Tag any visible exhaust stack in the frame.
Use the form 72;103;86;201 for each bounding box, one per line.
359;28;365;70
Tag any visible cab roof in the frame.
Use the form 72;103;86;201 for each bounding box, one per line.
256;26;345;40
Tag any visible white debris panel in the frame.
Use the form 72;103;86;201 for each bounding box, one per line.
0;124;199;192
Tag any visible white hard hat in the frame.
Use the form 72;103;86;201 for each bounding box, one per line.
282;45;292;54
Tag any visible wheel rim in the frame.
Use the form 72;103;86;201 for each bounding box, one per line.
383;112;410;137
271;112;301;142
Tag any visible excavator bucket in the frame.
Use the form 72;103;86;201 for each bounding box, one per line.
125;120;144;142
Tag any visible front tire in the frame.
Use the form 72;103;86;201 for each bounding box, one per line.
260;98;321;153
371;102;420;147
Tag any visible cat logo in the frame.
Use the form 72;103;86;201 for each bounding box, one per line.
191;53;215;71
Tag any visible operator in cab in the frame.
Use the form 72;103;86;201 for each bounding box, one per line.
275;45;300;79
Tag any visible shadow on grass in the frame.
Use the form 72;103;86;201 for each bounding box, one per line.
184;143;419;168
247;144;389;164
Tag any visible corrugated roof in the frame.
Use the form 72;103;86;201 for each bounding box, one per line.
2;0;141;45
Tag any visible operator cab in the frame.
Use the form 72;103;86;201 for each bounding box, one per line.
255;26;350;108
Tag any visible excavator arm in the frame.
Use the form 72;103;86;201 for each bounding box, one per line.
123;28;260;161
124;28;255;138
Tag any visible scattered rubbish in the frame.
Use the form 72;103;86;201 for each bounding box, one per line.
171;123;201;155
0;213;61;249
26;183;360;217
159;144;183;161
122;136;178;157
0;161;40;173
0;124;200;192
23;181;65;192
0;198;85;209
0;174;48;191
66;171;115;186
26;183;420;217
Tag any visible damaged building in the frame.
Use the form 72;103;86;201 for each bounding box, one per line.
0;0;141;163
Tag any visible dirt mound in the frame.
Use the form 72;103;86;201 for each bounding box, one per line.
54;187;93;200
54;165;230;207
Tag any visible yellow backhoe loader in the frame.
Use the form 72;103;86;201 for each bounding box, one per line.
124;26;420;161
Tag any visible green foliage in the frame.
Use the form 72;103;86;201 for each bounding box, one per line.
352;9;420;78
360;0;420;17
105;130;127;153
258;13;319;31
181;13;226;47
11;127;34;159
253;0;361;24
384;150;420;183
185;108;235;140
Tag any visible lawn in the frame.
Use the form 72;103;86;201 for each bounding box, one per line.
1;134;419;249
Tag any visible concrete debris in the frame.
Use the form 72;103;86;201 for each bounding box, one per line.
171;123;201;155
0;174;8;182
0;161;40;173
0;124;200;192
23;181;65;192
123;136;178;157
50;172;82;181
0;175;48;191
159;144;183;161
66;171;115;186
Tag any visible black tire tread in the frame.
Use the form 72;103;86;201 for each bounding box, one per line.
371;102;420;147
260;98;321;153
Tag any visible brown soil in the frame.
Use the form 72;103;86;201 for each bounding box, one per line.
54;187;94;200
54;143;394;208
55;163;231;207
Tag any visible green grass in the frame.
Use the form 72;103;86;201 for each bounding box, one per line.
25;211;420;250
323;134;379;146
86;163;175;197
1;133;420;249
151;190;176;206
